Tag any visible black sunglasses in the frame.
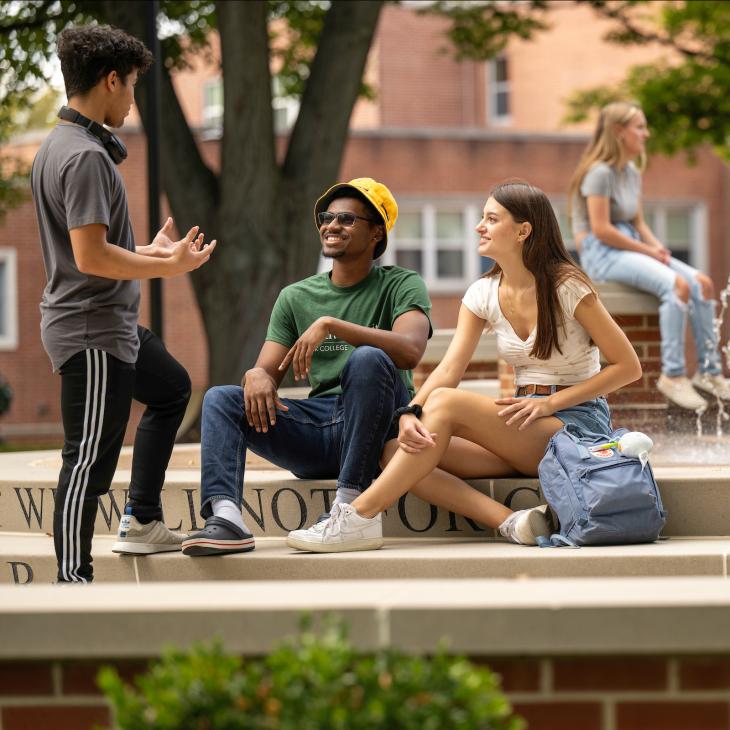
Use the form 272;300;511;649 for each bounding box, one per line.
318;211;374;227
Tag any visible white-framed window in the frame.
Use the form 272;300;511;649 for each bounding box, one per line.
272;77;300;133
643;203;707;269
487;54;511;126
0;248;18;350
552;197;707;270
202;76;300;133
383;200;483;292
202;78;223;128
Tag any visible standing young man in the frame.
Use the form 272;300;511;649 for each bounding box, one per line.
31;25;216;583
182;178;432;556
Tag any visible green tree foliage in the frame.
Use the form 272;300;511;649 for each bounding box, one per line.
565;1;730;161
98;624;523;730
0;1;549;386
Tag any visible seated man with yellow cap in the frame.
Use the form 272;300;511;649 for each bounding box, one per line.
182;178;432;555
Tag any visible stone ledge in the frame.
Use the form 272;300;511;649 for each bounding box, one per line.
2;447;730;538
2;576;730;659
2;535;730;586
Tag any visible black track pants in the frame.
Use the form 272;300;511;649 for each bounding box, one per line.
53;327;191;583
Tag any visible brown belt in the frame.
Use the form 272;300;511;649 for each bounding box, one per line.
515;384;570;396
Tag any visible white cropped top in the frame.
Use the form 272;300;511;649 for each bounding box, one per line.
462;274;600;386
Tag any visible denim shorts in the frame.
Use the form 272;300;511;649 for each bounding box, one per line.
522;392;613;439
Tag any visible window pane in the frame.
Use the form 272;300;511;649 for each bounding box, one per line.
273;106;289;133
666;210;691;246
643;208;657;230
436;211;463;240
496;90;510;117
395;212;422;240
396;249;423;273
495;57;508;83
557;211;572;244
437;250;464;278
204;79;222;107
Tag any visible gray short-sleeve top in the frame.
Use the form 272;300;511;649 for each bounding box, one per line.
30;124;140;372
571;161;642;238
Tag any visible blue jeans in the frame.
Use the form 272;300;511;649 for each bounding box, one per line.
580;223;720;377
199;346;410;519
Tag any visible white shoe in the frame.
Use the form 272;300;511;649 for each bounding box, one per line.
692;373;730;401
112;514;186;555
499;505;551;546
286;503;383;553
656;375;707;411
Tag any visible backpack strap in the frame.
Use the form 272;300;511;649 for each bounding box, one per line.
561;426;593;460
536;533;581;549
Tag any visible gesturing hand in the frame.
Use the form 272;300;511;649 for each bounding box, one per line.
397;414;437;454
494;396;557;431
169;225;217;274
278;317;331;381
150;217;178;257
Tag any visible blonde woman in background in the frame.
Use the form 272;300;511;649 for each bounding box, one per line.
569;101;730;410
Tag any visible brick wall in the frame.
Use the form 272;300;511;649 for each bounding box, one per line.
2;655;730;730
3;131;728;443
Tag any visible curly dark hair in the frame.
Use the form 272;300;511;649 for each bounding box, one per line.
58;25;154;98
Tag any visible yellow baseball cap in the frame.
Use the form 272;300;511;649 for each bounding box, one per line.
314;177;398;259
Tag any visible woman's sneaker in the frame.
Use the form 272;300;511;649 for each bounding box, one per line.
499;505;551;545
657;375;707;410
287;503;383;553
692;373;730;401
112;514;186;554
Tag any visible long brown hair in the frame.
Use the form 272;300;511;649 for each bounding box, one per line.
484;181;595;360
567;101;646;224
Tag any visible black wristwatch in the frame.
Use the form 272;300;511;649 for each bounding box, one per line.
393;404;423;424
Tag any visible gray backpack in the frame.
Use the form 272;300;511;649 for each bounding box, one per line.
538;426;667;546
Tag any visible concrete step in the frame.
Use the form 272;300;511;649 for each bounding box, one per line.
3;574;730;658
3;534;730;585
1;446;729;538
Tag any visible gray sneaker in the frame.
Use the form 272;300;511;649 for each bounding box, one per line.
112;514;186;555
499;505;551;545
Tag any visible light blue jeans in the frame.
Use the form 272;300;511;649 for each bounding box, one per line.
579;222;721;377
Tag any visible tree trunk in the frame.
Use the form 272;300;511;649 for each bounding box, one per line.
101;0;385;388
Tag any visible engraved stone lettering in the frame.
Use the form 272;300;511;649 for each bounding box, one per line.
14;488;45;529
9;561;33;584
271;488;307;531
446;511;486;533
183;489;200;531
311;488;337;515
398;494;438;533
97;489;125;531
504;485;541;509
243;489;266;530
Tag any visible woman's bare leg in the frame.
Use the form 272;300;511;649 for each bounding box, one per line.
379;438;518;528
354;388;562;518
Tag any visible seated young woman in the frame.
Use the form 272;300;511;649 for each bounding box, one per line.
287;181;642;553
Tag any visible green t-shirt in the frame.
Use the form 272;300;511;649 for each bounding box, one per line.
266;266;432;398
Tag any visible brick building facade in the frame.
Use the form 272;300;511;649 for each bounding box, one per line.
1;2;728;440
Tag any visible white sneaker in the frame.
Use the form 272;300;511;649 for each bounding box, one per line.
692;373;730;401
657;375;707;411
112;514;186;555
286;503;383;553
499;505;551;546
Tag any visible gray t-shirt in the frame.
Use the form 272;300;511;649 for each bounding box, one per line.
571;161;642;238
31;124;140;372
